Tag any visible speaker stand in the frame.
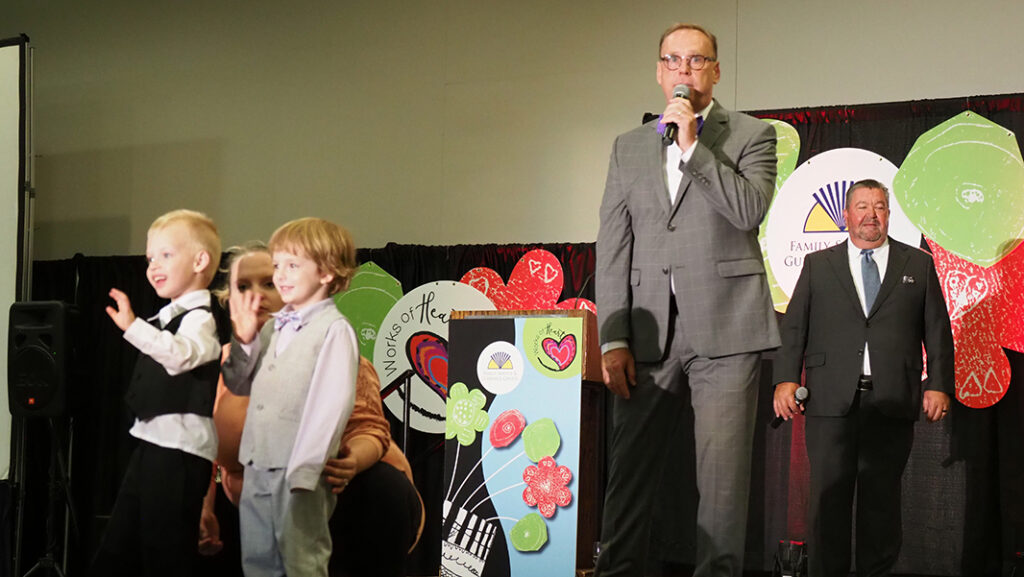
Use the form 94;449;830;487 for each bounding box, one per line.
16;418;77;577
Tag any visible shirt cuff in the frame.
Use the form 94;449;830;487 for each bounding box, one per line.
680;140;698;163
601;339;629;354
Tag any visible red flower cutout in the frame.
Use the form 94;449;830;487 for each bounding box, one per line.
522;456;573;518
490;409;526;448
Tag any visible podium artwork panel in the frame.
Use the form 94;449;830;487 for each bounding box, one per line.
442;315;585;577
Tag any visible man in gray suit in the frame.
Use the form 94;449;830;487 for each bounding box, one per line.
773;179;954;576
595;23;780;577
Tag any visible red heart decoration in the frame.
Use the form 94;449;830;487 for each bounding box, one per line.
460;249;595;313
541;334;577;371
406;331;449;399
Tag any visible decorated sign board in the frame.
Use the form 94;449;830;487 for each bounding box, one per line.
441;310;602;577
761;112;1024;409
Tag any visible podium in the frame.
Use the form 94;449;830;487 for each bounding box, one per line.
440;309;605;577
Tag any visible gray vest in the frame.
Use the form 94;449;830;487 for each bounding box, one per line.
239;305;344;469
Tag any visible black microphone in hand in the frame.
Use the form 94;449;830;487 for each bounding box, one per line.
770;386;809;429
662;83;690;145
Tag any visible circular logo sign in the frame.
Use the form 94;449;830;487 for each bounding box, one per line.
373;281;495;434
476;341;525;395
765;148;921;303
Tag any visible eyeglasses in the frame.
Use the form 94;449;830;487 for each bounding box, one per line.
659;54;715;71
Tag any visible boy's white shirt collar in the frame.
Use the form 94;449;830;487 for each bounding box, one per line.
151;289;211;325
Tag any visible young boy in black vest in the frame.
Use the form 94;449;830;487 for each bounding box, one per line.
91;209;222;577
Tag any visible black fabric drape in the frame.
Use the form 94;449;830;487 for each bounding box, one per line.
13;93;1024;577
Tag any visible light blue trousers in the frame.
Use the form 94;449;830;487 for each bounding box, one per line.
239;466;337;577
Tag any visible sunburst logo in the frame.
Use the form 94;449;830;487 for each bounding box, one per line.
765;148;919;305
477;341;524;395
487;351;513;370
803;180;851;233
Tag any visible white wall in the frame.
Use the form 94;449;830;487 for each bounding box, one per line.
2;0;1024;259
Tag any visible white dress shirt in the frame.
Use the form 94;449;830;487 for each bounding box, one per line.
846;240;889;376
124;289;220;462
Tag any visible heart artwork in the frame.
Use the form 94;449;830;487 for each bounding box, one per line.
460;248;596;312
541;334;577;371
406;331;449;400
944;270;990;321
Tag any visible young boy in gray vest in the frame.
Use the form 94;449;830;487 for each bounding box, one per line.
222;217;359;577
92;209;222;577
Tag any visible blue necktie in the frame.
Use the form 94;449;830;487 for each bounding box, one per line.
861;249;880;312
696;115;704;135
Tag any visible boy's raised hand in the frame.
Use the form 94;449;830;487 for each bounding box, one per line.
105;288;137;332
229;289;262;344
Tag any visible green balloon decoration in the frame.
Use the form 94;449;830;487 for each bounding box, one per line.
894;111;1024;266
522;418;560;463
509;513;548;552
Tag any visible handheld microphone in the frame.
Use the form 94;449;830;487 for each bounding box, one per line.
770;386;809;429
662;84;690;145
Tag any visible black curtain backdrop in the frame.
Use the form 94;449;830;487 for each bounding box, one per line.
750;93;1024;577
9;93;1024;577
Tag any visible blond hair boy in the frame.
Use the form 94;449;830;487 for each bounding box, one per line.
91;209;222;577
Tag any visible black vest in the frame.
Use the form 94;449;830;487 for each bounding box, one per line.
125;307;219;420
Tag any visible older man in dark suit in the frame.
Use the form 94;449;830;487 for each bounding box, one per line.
773;179;954;577
595;23;779;577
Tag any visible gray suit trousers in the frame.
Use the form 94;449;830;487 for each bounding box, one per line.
597;308;761;577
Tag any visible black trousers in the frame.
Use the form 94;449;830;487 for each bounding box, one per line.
91;440;212;577
328;460;422;577
195;459;421;577
805;390;915;577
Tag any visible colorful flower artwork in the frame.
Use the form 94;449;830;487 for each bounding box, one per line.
446;382;490;446
521;418;561;463
490;409;527;448
522;456;574;518
509;513;548;552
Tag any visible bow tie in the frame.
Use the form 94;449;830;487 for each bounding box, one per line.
656;114;704;140
274;311;303;331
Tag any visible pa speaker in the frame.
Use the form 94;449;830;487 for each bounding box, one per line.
8;301;76;418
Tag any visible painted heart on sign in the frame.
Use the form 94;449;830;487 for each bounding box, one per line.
541;334;577;371
459;248;596;312
406;331;449;400
460;249;563;310
554;296;598;315
944;270;990;321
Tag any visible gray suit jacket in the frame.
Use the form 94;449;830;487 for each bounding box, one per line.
773;238;955;420
596;101;780;362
